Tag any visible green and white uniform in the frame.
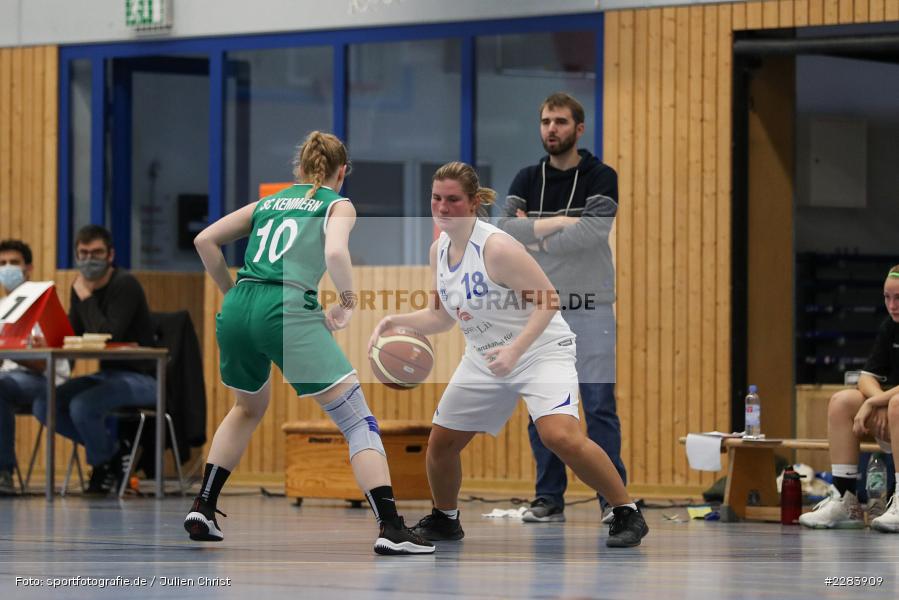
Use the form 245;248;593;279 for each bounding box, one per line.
216;184;355;396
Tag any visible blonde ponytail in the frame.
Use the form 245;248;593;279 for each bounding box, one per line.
475;187;497;207
292;131;350;199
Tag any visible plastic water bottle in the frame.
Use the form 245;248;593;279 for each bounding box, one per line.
744;385;761;438
866;454;888;518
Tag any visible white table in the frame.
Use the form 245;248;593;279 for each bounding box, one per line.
0;346;168;500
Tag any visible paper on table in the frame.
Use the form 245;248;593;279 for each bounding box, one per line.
686;433;722;471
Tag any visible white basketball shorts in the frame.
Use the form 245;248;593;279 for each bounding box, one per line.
432;340;581;436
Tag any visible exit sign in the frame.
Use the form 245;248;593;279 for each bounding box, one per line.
125;0;172;30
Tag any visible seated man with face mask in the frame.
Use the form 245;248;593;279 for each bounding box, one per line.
0;239;71;496
33;226;156;496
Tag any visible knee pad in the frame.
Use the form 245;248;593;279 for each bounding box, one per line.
322;384;385;459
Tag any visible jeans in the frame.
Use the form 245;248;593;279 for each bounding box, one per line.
528;305;627;506
0;369;47;472
33;370;156;467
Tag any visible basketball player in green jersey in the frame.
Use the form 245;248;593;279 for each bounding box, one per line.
183;131;433;555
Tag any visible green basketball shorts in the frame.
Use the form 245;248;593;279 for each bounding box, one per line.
215;281;355;396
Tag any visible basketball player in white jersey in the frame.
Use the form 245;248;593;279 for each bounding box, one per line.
369;162;648;547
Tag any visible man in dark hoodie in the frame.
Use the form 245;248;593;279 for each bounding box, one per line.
497;92;625;524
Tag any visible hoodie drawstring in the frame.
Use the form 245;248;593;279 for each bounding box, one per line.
539;161;546;216
564;169;578;216
539;160;580;217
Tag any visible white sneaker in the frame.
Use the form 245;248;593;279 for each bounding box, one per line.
870;494;899;533
601;508;614;524
798;486;864;529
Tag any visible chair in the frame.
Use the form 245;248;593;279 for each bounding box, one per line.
59;439;86;496
13;404;85;495
116;309;205;498
117;408;185;498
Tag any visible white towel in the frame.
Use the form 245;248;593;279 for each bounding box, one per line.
481;507;528;519
685;433;723;471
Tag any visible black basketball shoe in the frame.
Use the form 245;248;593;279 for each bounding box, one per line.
84;454;124;497
183;497;226;542
606;506;649;548
412;508;465;541
374;517;436;555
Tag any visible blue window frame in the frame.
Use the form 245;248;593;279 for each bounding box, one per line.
57;13;604;268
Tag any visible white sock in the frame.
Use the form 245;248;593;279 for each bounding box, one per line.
614;503;638;511
439;508;459;519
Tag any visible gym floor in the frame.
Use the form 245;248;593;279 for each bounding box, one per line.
1;492;897;599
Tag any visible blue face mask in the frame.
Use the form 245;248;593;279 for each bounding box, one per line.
0;264;26;291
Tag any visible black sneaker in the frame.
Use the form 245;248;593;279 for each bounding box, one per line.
84;454;124;497
0;469;18;497
184;497;226;542
606;506;649;548
374;517;436;555
412;508;465;541
522;497;566;523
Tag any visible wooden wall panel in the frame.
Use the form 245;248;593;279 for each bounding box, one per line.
730;0;899;29
888;0;899;21
645;8;662;486
1;45;61;478
659;7;677;487
601;0;738;494
714;2;733;489
0;46;57;280
809;0;825;24
614;9;636;481
0;48;11;243
747;57;796;442
686;5;705;486
631;7;649;487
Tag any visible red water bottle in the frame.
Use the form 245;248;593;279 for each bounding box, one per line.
781;467;803;524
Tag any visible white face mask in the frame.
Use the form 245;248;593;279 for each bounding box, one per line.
0;264;25;291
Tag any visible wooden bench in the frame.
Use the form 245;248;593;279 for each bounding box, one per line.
283;420;432;506
680;437;881;522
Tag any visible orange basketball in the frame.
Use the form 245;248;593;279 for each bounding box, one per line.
369;327;434;390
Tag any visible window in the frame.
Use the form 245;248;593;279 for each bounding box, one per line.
224;46;333;265
130;62;209;270
58;15;603;269
476;32;596;214
70;59;92;245
348;39;461;265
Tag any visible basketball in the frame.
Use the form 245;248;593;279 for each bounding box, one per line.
369;327;434;389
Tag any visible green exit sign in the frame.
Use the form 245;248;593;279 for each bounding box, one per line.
125;0;172;30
